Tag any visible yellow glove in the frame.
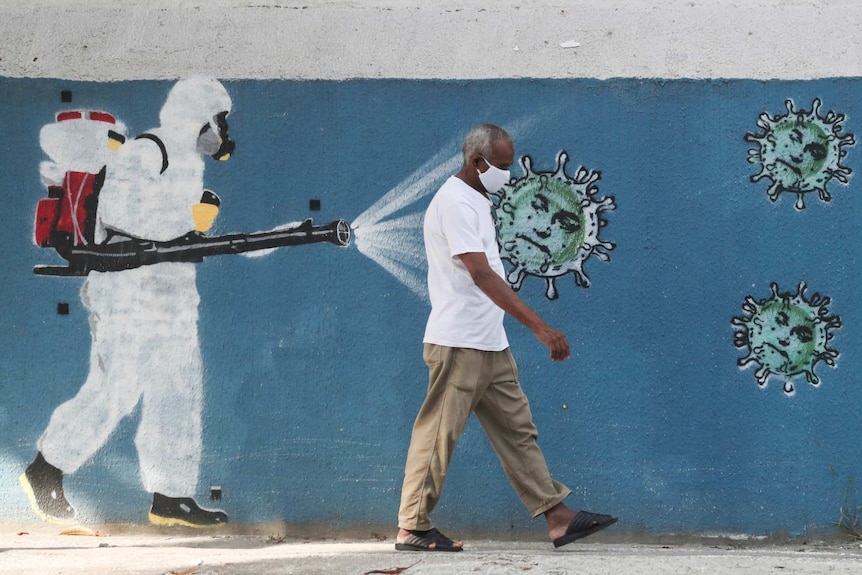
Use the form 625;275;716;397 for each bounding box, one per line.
192;190;220;233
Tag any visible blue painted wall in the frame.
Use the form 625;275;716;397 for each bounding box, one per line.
2;77;862;536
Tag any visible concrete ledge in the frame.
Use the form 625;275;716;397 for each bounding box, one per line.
1;1;861;80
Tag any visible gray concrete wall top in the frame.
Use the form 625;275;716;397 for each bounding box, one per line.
1;0;860;80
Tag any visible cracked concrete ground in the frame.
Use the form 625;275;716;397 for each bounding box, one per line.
3;527;862;575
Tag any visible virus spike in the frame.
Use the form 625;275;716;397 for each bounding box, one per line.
766;181;783;202
741;297;758;315
573;270;590;288
520;155;533;176
545;278;559;300
554;150;569;177
756;113;773;131
811;97;822;116
596;196;616;211
507;267;527;292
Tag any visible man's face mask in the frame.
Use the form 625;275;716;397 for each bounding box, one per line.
477;157;510;195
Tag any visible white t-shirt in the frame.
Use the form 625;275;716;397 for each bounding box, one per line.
423;176;509;351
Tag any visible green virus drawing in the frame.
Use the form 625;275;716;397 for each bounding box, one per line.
745;98;855;210
491;151;615;300
732;282;841;396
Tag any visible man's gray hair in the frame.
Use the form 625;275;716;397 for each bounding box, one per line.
462;123;511;164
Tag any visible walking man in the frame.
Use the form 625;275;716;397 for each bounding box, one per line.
395;123;617;551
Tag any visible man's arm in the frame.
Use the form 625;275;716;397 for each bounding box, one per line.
458;252;570;361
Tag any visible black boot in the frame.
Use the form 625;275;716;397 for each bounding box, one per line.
149;492;228;528
20;452;76;523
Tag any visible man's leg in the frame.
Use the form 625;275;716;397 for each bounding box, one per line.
474;349;571;516
397;345;479;533
475;349;616;545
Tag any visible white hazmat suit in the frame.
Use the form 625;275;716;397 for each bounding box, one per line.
30;78;233;525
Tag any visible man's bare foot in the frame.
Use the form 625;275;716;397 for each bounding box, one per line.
544;503;577;541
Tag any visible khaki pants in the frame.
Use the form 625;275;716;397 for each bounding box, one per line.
398;344;571;531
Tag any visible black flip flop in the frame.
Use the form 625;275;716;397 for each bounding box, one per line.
395;527;463;552
553;510;618;548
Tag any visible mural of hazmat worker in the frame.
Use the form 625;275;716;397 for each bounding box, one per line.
21;77;235;528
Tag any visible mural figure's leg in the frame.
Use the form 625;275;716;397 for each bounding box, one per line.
23;279;146;523
19;452;75;524
142;347;229;528
149;492;227;528
135;331;203;499
137;274;227;528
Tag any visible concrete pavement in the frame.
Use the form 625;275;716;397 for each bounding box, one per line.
3;527;862;575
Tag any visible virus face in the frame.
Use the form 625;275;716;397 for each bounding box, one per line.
732;282;841;396
745;98;855;210
491;151;615;300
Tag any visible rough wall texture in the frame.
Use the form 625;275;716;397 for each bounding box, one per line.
2;2;862;538
2;0;862;81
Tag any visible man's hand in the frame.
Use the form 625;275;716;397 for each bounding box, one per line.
458;252;571;362
535;325;570;362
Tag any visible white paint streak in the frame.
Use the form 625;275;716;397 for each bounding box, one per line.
351;151;460;230
351;148;460;300
355;240;428;300
240;221;304;258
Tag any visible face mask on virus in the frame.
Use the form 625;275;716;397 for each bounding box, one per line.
477;157;510;195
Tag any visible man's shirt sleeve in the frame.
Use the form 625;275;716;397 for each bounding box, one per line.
438;193;484;258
